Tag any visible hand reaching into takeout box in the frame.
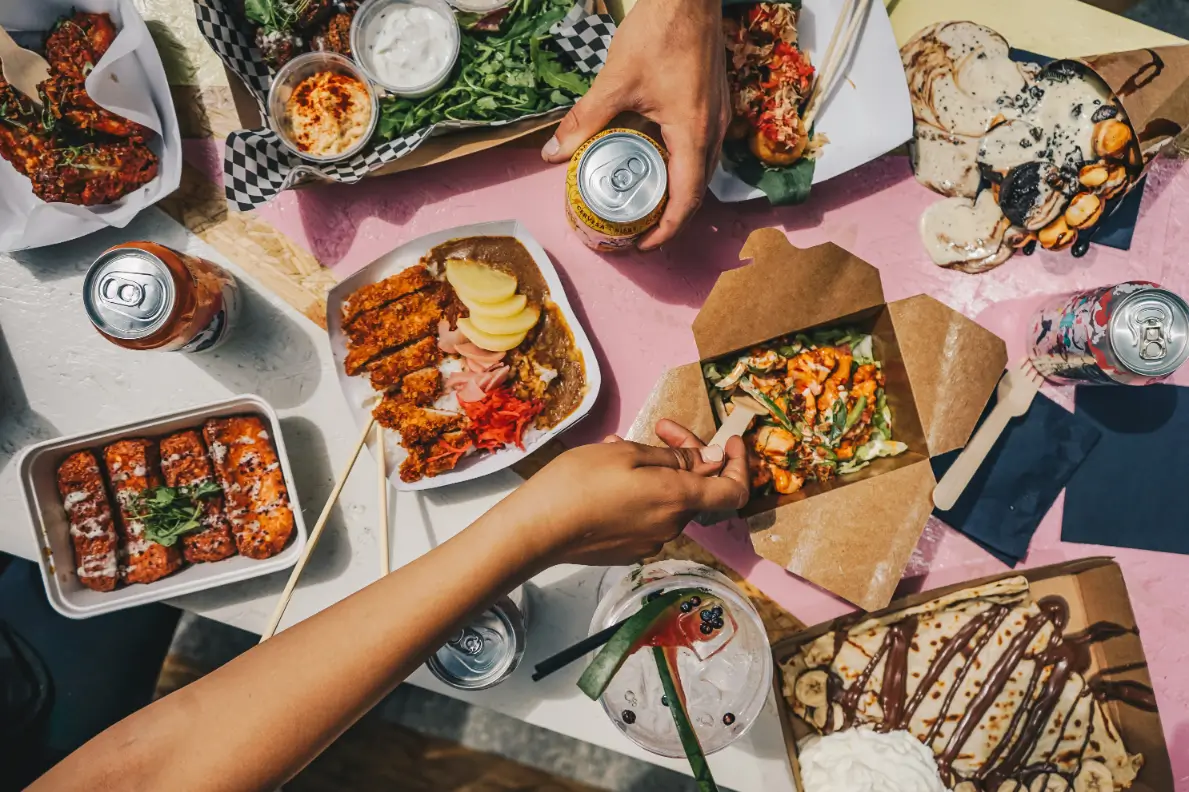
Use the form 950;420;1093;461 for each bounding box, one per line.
540;0;730;250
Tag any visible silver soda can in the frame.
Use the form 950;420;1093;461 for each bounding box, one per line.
565;128;668;253
83;242;239;353
1028;281;1189;385
426;589;529;690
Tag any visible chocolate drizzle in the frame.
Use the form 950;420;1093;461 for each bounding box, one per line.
797;592;1154;788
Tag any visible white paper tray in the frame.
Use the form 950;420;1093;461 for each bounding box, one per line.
327;220;602;491
709;0;913;202
18;394;307;619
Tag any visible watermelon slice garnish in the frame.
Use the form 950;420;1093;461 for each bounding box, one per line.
654;646;719;792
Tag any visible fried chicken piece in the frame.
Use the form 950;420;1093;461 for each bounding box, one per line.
344;287;447;375
398;430;472;482
29;142;158;206
44;12;118;81
368;337;442;392
342;265;435;329
103;439;184;586
160;431;237;564
40;74;151;141
312;13;353;56
203;417;295;560
0;78;50;177
346;283;446;346
374;402;463;447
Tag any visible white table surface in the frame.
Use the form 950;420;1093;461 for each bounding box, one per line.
0;208;796;792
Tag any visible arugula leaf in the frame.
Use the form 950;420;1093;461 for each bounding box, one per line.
535;48;590;96
243;0;273;26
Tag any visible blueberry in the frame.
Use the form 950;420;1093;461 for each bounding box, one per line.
622;709;636;725
723;712;736;726
689;596;701;607
700;609;714;623
661;696;669;707
680;601;693;613
712;618;725;630
700;623;714;635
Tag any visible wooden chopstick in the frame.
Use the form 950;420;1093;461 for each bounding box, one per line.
803;0;871;130
376;423;390;578
260;417;377;642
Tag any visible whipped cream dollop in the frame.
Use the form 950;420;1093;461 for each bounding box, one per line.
799;728;949;792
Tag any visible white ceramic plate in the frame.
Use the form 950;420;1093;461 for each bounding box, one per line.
709;0;913;202
327;220;603;492
19;394;307;619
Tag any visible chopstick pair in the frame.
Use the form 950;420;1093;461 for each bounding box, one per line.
260;415;393;641
802;0;873;130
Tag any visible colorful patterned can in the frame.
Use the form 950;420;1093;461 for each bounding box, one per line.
1028;281;1189;385
83;242;240;353
565;128;668;252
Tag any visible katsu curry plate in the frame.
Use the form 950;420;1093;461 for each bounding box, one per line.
328;221;601;490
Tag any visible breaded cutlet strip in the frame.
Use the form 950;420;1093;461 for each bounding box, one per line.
203;417;294;560
346;283;447;346
103;439;183;585
368;336;441;392
160;430;237;564
374;402;463;447
372;370;442;417
342;265;434;329
56;450;119;592
398;430;472;483
343;288;446;375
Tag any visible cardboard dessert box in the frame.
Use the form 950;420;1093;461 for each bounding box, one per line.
626;229;1007;611
770;558;1174;792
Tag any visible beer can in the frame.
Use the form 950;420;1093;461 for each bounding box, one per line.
565;128;668;252
83;242;239;353
426;589;528;690
1028;281;1189;385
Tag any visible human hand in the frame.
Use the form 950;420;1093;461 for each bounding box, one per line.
492;419;749;567
542;0;729;251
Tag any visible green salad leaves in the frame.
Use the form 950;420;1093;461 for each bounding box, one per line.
131;481;223;548
376;0;590;139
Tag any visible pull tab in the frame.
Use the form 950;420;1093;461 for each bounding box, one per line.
592;154;651;209
97;271;167;322
1130;304;1170;361
448;626;486;657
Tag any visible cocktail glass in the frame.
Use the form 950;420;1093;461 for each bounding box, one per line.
590;560;773;757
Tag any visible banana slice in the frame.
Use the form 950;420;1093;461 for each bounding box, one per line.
998;782;1027;792
1073;762;1114;792
469;304;541;337
794;670;828;709
1030;774;1071;792
457;317;526;353
445;259;518;304
953;783;979;792
462;292;527;319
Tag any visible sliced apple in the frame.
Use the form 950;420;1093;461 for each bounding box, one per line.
469;304;541;337
457;317;526;353
446;259;518;304
462;292;528;319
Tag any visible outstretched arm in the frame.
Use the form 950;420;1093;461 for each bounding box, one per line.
33;422;748;792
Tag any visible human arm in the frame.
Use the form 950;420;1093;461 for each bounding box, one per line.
541;0;730;250
32;422;748;792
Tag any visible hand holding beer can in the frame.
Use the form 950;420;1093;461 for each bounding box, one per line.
565;129;669;253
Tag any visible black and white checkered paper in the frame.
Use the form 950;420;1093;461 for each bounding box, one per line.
192;0;615;211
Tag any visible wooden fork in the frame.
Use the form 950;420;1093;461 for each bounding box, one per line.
0;26;50;107
932;360;1044;511
708;394;768;449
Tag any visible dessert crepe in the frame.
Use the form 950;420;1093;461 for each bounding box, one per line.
781;577;1149;790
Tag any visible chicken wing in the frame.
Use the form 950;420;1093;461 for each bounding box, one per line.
160;430;237;564
40;74;151;141
103;439;184;585
203;416;295;559
44;12;118;81
0;76;50;177
29;141;158;206
57;450;119;592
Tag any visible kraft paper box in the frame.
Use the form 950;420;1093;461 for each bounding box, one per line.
770;558;1173;792
627;229;1007;611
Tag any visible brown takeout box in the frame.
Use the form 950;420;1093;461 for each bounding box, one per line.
626;229;1007;611
770;558;1174;792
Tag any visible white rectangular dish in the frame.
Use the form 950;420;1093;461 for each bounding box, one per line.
19;394;307;619
708;0;913;202
327;219;602;492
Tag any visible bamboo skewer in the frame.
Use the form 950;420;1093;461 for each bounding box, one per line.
260;417;377;642
376;423;390;578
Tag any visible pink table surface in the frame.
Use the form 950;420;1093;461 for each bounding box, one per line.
188;140;1189;784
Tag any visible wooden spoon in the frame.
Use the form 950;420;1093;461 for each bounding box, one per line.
0;26;51;107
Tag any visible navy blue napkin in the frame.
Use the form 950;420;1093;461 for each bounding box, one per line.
931;390;1102;565
1063;385;1189;553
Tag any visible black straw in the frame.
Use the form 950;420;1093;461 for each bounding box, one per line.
531;618;627;682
